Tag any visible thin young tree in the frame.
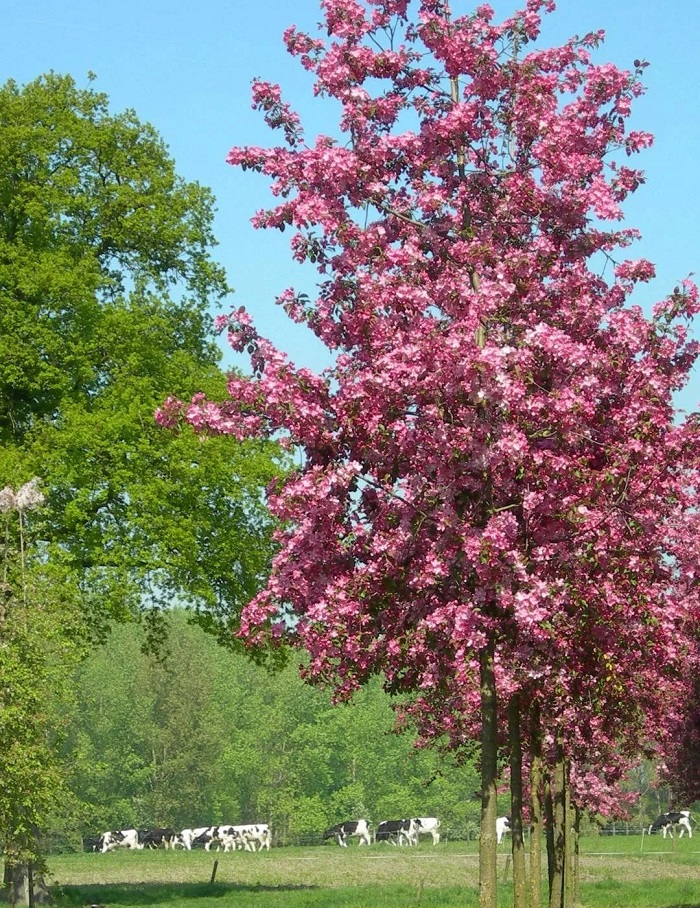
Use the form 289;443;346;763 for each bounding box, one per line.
160;2;699;905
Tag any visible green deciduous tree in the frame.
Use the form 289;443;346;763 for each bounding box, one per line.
0;72;285;898
0;72;285;637
0;482;87;903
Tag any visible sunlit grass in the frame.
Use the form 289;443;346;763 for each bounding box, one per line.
41;837;700;908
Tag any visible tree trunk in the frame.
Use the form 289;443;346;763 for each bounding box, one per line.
571;804;581;908
508;693;528;908
2;828;52;907
529;702;543;908
548;744;568;908
3;863;51;907
544;775;555;897
564;771;574;908
479;639;498;908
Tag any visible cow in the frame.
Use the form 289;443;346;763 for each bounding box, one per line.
138;827;178;849
375;819;417;846
99;828;141;853
412;817;441;845
218;824;271;852
83;835;102;853
496;816;511;845
323;820;372;847
176;826;213;850
648;811;693;838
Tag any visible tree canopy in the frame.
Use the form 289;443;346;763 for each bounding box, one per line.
0;72;286;899
0;72;286;638
159;3;700;907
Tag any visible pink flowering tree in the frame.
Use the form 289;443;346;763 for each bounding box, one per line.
655;510;700;808
159;1;700;905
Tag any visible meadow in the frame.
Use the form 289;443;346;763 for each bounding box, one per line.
41;836;700;908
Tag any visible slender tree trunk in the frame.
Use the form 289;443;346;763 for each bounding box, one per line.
548;743;568;908
2;830;52;906
564;772;575;908
479;639;498;908
544;774;555;898
529;703;543;908
508;694;528;908
6;865;50;907
571;804;581;908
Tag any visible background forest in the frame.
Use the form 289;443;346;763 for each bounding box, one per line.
52;610;684;851
58;609;480;847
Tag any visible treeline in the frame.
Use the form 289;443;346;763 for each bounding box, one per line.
54;611;685;851
57;610;484;847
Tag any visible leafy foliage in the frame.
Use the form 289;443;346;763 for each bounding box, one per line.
161;0;700;805
63;611;482;841
0;72;286;637
0;72;285;879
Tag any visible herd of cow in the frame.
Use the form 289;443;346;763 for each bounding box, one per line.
86;818;442;853
86;824;271;854
495;811;694;842
324;817;441;846
86;809;694;854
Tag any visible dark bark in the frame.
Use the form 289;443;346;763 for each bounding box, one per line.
529;702;543;908
508;693;528;908
548;744;568;908
544;774;555;895
571;804;581;907
479;639;498;908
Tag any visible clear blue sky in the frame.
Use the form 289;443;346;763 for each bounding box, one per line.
2;1;699;413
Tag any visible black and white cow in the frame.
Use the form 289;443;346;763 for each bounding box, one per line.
496;816;511;845
83;835;102;853
218;823;271;852
323;819;372;847
375;819;417;846
648;811;693;838
412;817;441;845
177;826;214;850
99;828;141;853
138;827;178;849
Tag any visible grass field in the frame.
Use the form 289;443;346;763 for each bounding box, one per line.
39;836;700;908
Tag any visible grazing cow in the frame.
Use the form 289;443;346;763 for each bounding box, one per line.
648;811;693;838
83;835;102;853
138;827;178;849
99;828;141;853
323;820;372;847
375;819;417;846
215;824;271;852
412;817;441;845
496;816;511;845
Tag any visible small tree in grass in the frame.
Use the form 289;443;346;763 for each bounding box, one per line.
160;2;700;905
0;481;86;906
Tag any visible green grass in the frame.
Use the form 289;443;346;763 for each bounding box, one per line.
39;837;700;908
53;881;481;908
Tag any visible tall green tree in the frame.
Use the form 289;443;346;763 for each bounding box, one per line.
0;71;285;636
0;72;285;899
66;615;238;831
